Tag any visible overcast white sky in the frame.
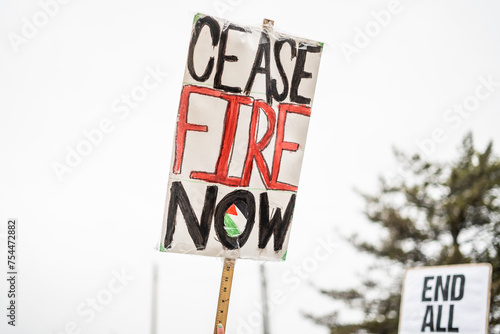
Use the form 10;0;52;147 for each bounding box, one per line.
1;0;500;333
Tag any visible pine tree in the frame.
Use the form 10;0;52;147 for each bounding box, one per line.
308;133;500;333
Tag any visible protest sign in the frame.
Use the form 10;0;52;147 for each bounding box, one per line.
399;263;492;333
159;14;323;261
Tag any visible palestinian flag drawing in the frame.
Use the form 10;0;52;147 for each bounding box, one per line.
224;203;249;237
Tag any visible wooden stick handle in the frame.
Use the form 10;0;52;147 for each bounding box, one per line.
213;258;236;334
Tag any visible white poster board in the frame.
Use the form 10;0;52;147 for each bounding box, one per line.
399;264;492;333
158;14;323;261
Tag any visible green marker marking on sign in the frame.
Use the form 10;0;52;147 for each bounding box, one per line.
193;12;202;24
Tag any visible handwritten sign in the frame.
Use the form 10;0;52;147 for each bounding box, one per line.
399;264;492;333
158;13;322;261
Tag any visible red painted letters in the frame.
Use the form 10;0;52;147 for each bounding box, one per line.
173;85;311;191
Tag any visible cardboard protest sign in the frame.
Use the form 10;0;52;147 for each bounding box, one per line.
399;264;492;333
159;14;322;261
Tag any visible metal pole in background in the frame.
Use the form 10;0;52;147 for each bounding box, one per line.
151;263;158;334
260;263;271;334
